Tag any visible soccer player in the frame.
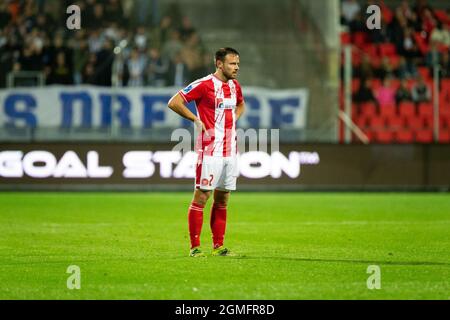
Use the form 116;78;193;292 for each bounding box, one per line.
167;47;245;257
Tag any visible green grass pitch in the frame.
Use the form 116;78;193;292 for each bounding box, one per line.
0;192;449;299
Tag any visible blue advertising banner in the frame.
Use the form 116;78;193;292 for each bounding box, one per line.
0;86;309;129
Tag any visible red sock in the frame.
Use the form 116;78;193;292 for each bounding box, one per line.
210;203;227;249
188;202;204;249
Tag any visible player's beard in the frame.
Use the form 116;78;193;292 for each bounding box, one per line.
223;68;237;80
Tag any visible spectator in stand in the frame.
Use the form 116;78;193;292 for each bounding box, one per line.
440;51;450;79
355;54;374;82
96;38;114;86
341;0;361;27
0;2;12;29
146;47;167;87
398;56;417;79
411;75;431;103
400;27;421;76
425;41;441;71
348;11;366;33
180;32;204;81
105;0;126;26
73;38;89;85
197;52;215;76
354;78;377;104
166;51;189;87
126;47;146;87
397;0;415;23
376;56;397;80
413;0;434;22
420;8;437;41
370;16;391;44
179;16;196;42
395;78;413;104
161;29;183;63
134;26;149;51
430;22;450;49
158;15;173;46
376;77;396;107
47;52;73;85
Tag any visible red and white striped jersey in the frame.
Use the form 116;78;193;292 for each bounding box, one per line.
179;74;244;157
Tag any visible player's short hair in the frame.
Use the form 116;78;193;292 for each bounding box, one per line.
215;47;239;64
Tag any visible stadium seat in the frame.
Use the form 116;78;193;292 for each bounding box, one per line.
390;79;401;90
360;102;377;117
361;128;375;142
440;115;450;129
370;116;385;129
375;130;394;143
406;116;424;129
354;116;367;128
417;67;430;80
396;130;414;143
438;130;450;143
378;43;396;57
434;10;449;24
341;32;351;45
387;116;404;129
399;102;416;117
362;44;378;59
352;32;368;48
380;104;397;117
388;55;401;68
421;114;434;129
413;32;429;55
418;102;433;115
415;130;434;143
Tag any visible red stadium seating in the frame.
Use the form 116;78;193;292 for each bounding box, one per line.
375;130;394;143
396;130;414;143
406;116;424;129
434;10;449;24
362;44;378;59
418;102;433;117
413;32;429;55
440;115;450;129
399;102;416;117
439;130;450;143
417;67;430;80
378;43;396;57
380;104;397;117
387;116;404;129
352;32;369;48
360;102;377;117
415;130;434;143
370;116;385;129
421;114;434;129
354;116;367;128
341;32;351;45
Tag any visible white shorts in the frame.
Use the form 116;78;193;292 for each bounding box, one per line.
195;154;239;191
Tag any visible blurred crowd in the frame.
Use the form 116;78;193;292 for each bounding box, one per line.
0;0;213;88
341;0;450;107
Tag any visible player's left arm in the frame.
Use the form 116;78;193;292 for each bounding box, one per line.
235;101;245;120
235;81;245;120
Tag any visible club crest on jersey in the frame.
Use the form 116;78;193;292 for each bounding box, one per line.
182;84;194;94
215;98;234;110
201;178;209;186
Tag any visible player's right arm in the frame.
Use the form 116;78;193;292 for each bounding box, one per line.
168;93;207;133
